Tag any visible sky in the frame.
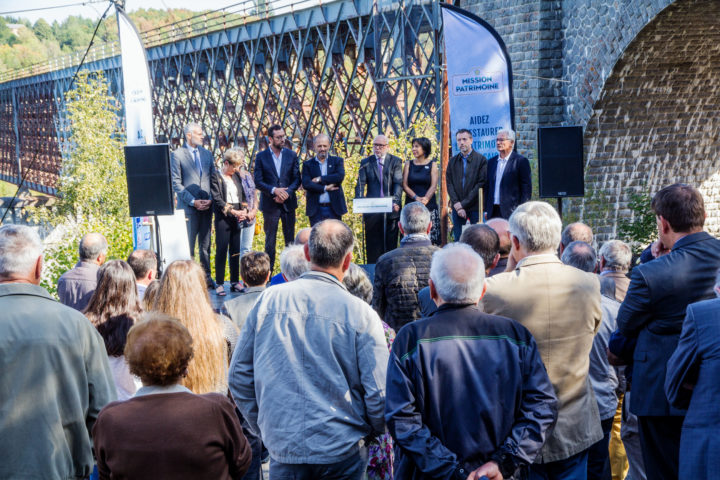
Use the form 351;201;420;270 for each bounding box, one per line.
0;0;245;25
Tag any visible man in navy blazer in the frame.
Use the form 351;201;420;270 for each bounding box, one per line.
355;134;403;264
617;183;720;480
171;122;216;287
254;125;301;268
484;129;532;220
301;134;347;226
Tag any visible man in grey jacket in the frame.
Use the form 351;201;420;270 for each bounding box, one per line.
0;225;116;479
222;251;271;330
229;220;389;479
171;122;216;287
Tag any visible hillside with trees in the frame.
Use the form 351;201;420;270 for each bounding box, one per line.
0;8;241;74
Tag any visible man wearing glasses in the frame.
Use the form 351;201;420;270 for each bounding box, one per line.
485;128;532;220
355;134;403;263
254;124;301;269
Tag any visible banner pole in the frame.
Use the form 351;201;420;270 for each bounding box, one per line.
440;42;450;245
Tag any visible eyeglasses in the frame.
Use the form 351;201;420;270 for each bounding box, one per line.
373;143;388;147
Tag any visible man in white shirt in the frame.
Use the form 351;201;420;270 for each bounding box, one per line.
484;129;532;220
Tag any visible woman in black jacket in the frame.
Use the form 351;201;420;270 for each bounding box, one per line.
210;148;247;296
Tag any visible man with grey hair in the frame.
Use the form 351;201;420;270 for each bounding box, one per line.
486;217;511;275
485;201;602;479
484;128;531;220
171;122;216;287
279;244;310;281
599;239;632;302
373;201;439;330
57;232;108;311
0;225;115;479
386;243;558;480
560;222;594;254
302;133;347;225
562;240;621;480
230;219;389;479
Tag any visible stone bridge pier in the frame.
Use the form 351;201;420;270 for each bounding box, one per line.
462;0;720;239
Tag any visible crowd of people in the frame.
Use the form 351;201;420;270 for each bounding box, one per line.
1;122;718;480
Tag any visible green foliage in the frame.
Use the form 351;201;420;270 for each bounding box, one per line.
31;71;133;295
618;188;656;255
32;19;54;42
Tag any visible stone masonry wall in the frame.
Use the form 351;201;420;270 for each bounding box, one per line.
581;0;720;238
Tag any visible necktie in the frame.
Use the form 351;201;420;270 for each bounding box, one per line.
377;158;384;196
193;149;202;176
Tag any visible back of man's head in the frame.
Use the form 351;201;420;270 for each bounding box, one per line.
508;201;562;254
599;240;631;273
430;243;485;304
280;245;310;281
459;224;499;271
79;233;108;263
308;219;354;269
241;251;271;287
127;249;157;281
651;183;705;233
400;202;431;235
561;222;593;248
0;225;42;280
486;218;511;255
561;241;597;273
294;227;311;245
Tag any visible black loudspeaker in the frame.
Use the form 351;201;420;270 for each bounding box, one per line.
538;126;584;198
124;144;175;217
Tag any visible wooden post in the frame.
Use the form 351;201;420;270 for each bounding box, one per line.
439;45;450;245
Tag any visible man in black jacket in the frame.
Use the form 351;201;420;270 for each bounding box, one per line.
355;134;403;263
484;129;531;220
446;129;487;241
386;243;558;480
254;125;301;268
301;134;347;226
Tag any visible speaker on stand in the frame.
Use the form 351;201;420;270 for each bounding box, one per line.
537;126;585;219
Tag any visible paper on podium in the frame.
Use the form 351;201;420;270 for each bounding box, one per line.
353;197;393;214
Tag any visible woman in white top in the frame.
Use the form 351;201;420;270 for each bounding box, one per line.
210;148;247;296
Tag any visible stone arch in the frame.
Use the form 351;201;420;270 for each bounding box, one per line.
580;0;720;239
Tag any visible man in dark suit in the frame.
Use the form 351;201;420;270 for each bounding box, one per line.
485;128;532;220
617;183;720;480
171;122;216;287
254;124;301;268
446;129;487;241
301;134;347;226
355;134;403;264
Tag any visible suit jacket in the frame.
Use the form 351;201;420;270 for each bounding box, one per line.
617;231;720;416
666;297;720;478
253;147;301;213
221;286;266;331
484;254;603;462
171;144;215;214
484;151;532;219
600;271;630;302
355;154;403;218
301;155;348;218
446;150;487;212
210;171;247;220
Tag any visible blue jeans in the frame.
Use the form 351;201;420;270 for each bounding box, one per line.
240;222;255;259
451;209;480;242
528;449;589;480
269;446;367;480
587;417;613;480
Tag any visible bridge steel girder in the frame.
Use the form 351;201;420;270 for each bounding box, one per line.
0;0;442;194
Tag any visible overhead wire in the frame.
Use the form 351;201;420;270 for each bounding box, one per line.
0;0;106;16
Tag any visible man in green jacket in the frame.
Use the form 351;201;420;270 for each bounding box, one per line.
0;224;116;479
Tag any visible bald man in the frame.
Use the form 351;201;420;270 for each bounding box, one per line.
486;217;511;276
302;134;347;226
355;134;403;263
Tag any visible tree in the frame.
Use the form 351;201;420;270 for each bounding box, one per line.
33;18;54;42
33;70;133;294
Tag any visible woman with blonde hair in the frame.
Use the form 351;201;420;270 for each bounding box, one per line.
154;260;231;394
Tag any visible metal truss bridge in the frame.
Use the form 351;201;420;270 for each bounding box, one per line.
0;0;442;194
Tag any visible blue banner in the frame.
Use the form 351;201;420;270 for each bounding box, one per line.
441;5;514;159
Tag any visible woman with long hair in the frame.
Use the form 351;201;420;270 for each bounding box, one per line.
83;260;142;327
402;136;440;244
154;260;230;394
